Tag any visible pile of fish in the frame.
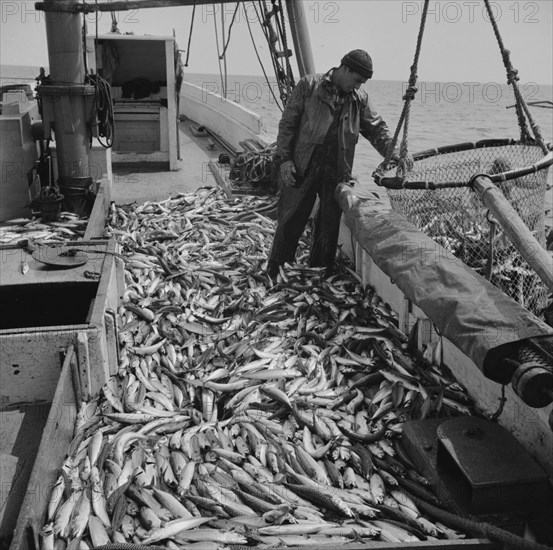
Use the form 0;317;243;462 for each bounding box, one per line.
392;189;548;316
41;188;478;549
0;213;86;246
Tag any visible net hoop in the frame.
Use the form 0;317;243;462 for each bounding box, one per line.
374;139;553;190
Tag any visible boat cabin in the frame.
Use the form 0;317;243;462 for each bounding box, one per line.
86;33;180;170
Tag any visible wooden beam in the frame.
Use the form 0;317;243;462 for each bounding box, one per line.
472;174;553;293
36;0;241;13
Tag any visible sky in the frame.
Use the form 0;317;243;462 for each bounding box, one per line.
0;0;552;86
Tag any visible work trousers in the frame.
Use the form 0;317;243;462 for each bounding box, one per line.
268;163;341;273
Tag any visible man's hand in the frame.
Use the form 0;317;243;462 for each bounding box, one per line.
280;160;297;187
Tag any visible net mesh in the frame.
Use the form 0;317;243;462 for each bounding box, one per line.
384;143;550;315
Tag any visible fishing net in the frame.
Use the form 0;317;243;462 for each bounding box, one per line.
376;140;551;314
372;0;553;316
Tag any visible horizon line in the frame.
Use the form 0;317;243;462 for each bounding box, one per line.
1;65;552;88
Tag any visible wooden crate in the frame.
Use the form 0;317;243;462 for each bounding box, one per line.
1;238;123;548
7;345;78;550
0;239;122;402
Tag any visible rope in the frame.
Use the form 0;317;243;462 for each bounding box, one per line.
483;0;548;152
89;0;114;148
110;9;119;33
380;0;430;183
184;0;196;67
106;0;120;34
229;143;277;189
220;2;240;59
87;72;114;148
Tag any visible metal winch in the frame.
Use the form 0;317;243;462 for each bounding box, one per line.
402;416;553;544
510;337;553;411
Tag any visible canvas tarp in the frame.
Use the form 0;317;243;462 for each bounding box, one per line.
337;183;553;383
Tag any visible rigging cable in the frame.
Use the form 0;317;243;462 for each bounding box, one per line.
255;1;284;97
220;4;228;98
243;2;283;112
212;6;226;97
253;1;285;108
255;0;293;107
263;0;289;104
184;0;196;67
81;4;89;76
272;0;295;103
109;0;120;34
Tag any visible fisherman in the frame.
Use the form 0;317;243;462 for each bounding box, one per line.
267;49;402;280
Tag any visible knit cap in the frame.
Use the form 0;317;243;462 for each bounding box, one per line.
341;49;373;79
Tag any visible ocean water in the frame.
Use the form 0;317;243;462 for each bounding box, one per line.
181;72;553;200
3;64;552;208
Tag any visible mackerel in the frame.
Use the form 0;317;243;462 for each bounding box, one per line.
284;483;355;518
141;516;214;544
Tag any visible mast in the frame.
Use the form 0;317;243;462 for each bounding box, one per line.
285;0;315;77
40;0;92;210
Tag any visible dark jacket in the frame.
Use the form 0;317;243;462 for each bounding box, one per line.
276;72;393;181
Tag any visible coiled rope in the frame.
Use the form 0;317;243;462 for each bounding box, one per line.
86;0;114;148
229;143;277;190
87;72;114;148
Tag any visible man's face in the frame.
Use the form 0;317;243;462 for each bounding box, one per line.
338;68;369;93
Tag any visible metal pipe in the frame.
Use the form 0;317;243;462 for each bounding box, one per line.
36;0;240;13
285;0;316;77
43;0;91;187
472;174;553;293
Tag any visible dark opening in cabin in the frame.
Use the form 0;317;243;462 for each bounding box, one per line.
0;282;98;329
